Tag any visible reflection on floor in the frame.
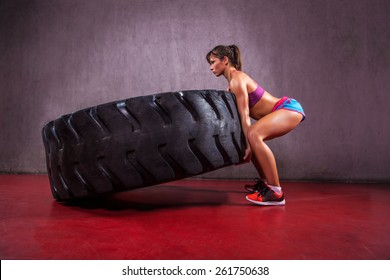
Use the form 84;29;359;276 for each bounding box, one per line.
1;174;389;259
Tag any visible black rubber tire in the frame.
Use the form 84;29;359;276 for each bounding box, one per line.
42;90;245;201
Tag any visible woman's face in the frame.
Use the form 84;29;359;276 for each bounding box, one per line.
209;54;226;77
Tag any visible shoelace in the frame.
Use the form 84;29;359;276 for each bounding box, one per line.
257;185;270;197
245;177;268;192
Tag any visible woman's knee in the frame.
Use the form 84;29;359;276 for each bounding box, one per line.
247;126;264;145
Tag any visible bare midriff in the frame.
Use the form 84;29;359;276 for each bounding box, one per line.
249;91;281;120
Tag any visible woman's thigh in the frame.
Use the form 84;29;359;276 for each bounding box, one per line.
250;110;303;141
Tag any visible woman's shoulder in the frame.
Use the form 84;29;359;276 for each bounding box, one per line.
235;71;257;84
231;71;256;89
230;71;248;85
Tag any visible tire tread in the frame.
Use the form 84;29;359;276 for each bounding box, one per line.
42;90;245;200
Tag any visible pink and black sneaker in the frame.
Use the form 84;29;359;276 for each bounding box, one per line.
246;186;285;206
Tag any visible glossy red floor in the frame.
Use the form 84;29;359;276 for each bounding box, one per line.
1;174;389;260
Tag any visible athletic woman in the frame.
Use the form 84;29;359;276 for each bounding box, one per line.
206;45;305;206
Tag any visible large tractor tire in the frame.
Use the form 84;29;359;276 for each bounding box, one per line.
42;90;245;201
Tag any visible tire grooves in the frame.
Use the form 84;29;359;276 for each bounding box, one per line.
158;144;186;178
231;132;245;159
62;115;81;143
115;101;141;132
126;151;156;185
50;123;62;150
74;164;96;195
88;107;110;137
214;134;233;165
221;94;234;119
188;138;212;173
97;156;125;191
58;167;75;199
201;92;221;120
151;96;172;126
175;92;199;122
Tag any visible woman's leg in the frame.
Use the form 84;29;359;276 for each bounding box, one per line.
251;156;265;179
247;109;303;187
243;156;267;193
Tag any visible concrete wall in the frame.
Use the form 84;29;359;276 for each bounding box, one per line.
1;0;389;182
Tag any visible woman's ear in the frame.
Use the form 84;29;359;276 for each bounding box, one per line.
223;56;229;65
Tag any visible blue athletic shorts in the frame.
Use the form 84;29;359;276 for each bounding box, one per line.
272;96;305;121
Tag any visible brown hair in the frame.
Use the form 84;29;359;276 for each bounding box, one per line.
206;45;242;70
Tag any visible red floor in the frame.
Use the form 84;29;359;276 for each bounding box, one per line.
0;174;389;260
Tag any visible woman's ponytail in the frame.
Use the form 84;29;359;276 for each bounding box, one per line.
228;45;242;70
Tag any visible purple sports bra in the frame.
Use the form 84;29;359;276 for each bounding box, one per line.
248;85;265;108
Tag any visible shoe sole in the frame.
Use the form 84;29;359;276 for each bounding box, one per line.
246;196;286;206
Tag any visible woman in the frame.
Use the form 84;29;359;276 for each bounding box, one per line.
206;45;305;206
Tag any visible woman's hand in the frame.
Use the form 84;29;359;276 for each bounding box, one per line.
236;146;252;165
243;146;252;162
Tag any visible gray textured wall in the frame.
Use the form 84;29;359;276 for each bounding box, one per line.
1;0;389;182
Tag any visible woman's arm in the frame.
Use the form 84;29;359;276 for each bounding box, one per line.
229;77;252;163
